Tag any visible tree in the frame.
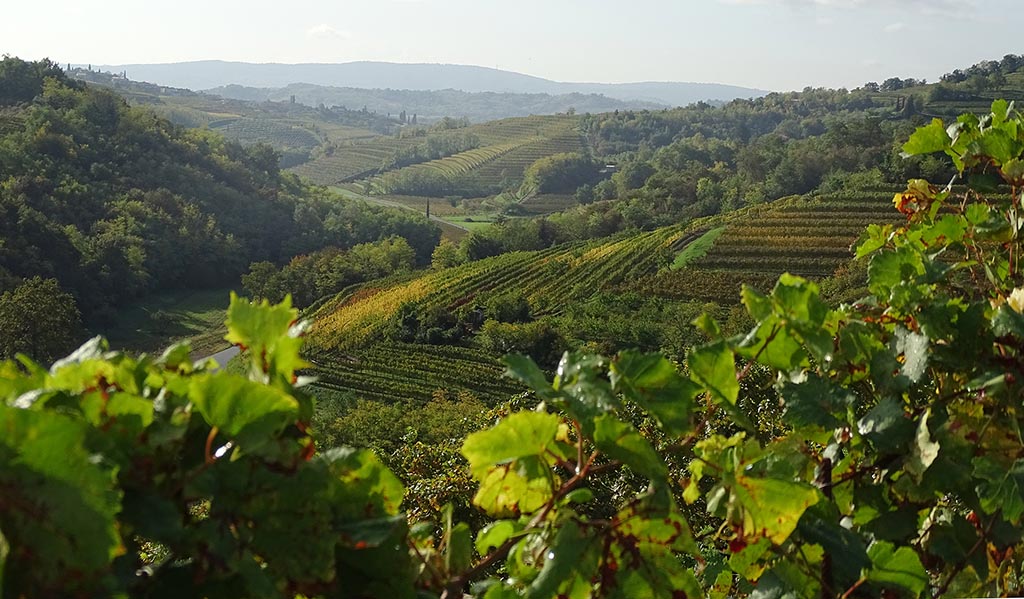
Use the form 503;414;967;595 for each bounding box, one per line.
431;238;462;269
0;276;81;362
0;56;68;105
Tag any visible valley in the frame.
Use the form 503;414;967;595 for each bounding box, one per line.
6;44;1024;597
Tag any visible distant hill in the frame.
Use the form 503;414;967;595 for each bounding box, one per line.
208;83;665;122
94;60;769;107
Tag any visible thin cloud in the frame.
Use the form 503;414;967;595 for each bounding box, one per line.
306;24;352;40
718;0;977;17
884;22;906;32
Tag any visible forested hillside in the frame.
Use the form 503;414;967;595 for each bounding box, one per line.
0;57;439;359
209;82;665;123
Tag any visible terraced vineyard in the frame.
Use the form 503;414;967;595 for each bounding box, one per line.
471;130;587;181
291;114;586;189
306;226;682;356
518;194;578;215
309;343;523;405
212;117;322;148
630;189;903;304
290;136;426;184
304;187;910;408
374;139;536;189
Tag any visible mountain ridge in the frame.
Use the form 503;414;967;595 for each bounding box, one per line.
92;60;769;107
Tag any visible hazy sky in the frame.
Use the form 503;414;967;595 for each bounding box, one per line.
2;0;1018;91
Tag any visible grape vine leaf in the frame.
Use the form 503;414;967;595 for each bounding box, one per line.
734;475;819;545
526;519;595;599
224;292;309;380
503;354;556;400
462;411;563;476
902;118;951;156
320;447;405;518
907;410;939;482
864;541;928;597
973;457;1024;524
189;373;298;444
611;350;700;436
593;414;667;482
688;341;739;405
476;520;521;554
0;406;122;587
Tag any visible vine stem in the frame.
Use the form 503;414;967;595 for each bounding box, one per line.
204;426;219;464
840;577;866;599
932;515;997;598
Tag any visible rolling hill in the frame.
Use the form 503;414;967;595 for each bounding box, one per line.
208;83;665;123
301;186;898;409
94;60;769;106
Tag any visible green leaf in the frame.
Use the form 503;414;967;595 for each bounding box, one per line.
0;528;7;592
0;406;122;586
973;457;1024;524
473;458;556;518
526;519;594;599
966;202;991;225
105;392;155;428
992;99;1011;125
476;520;521;555
855;224;892;259
868;248;925;299
617;500;698;555
920;214;968;248
503;354;554;398
692;312;722;338
484;583;522;599
778;375;855;429
798;502;869;588
902;118;951;156
907;409;939;482
552;352;618;434
446;522;473;575
224;292;310;381
189;373;298;443
858;398;915;453
864;541;928;597
729;537;772;580
320;447;405;518
593;414;667;481
607;545;703;599
742;285;773;321
563;488;594;505
462;411;562;477
972;127;1018;165
737;317;806;371
926;517;988;581
993;304;1024;338
734;475;819;545
751;566;814;599
688;341;739;405
463;409;564;517
1002;158;1024;184
611;350;699;436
